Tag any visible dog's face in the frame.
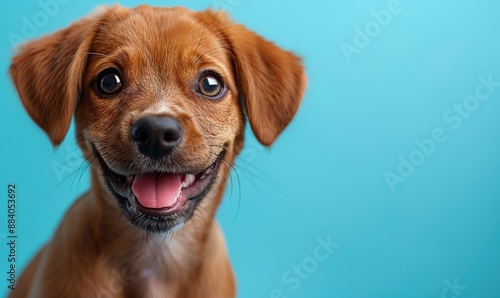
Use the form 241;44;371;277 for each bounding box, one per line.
77;7;244;232
10;5;306;233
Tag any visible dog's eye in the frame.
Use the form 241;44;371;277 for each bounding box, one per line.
96;68;123;96
197;73;223;98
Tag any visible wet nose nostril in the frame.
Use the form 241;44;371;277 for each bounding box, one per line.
130;124;150;145
130;116;183;159
136;130;150;145
163;130;180;143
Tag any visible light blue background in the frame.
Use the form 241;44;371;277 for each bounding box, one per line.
1;0;500;297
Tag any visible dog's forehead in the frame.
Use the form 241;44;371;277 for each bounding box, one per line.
89;6;230;78
95;7;216;54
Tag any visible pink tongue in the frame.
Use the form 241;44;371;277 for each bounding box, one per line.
132;173;182;209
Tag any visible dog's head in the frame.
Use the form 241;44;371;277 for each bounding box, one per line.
10;5;306;233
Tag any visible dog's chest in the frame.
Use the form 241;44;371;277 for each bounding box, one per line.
123;270;171;297
113;250;191;297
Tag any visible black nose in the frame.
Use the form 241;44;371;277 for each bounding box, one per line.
130;116;183;159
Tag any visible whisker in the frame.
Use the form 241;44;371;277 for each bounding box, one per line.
48;51;113;70
193;25;206;62
197;205;220;231
194;45;232;64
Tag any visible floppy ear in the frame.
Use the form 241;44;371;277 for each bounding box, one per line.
224;21;307;146
10;17;97;145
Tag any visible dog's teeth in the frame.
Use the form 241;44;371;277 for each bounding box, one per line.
205;168;213;175
182;174;196;187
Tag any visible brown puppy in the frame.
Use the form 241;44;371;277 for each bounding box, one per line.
10;5;306;297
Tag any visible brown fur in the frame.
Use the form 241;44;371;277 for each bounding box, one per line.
9;5;306;297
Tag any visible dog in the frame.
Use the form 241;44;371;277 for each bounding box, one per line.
9;5;306;297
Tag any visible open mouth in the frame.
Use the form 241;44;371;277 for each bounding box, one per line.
94;147;225;232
